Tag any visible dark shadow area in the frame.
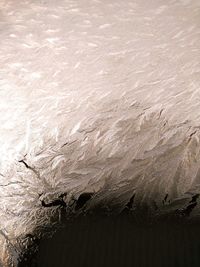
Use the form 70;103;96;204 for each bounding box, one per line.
29;214;200;267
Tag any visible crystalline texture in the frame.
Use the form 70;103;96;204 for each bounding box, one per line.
0;0;200;266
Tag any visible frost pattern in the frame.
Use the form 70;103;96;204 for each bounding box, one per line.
0;0;200;266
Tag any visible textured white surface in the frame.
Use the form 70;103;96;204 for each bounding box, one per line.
0;0;200;265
